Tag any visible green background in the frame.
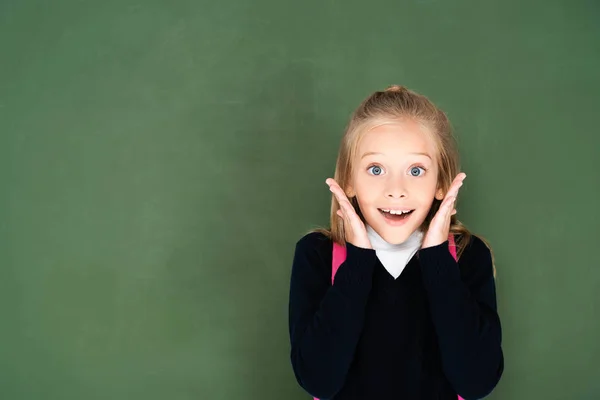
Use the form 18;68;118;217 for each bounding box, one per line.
1;0;599;399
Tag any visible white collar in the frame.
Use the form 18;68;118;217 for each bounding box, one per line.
366;225;423;279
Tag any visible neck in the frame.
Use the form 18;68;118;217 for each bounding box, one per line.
366;225;423;251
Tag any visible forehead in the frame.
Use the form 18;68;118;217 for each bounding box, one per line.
357;119;437;157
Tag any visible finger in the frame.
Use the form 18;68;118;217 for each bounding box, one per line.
326;179;364;230
329;188;346;211
335;194;353;219
327;180;348;202
335;193;364;235
430;198;455;235
340;199;360;225
326;178;344;194
445;196;457;214
449;173;465;192
440;181;463;210
333;193;355;220
328;181;357;218
338;208;351;231
326;178;350;198
446;181;462;200
447;173;466;198
328;180;347;215
430;196;451;225
329;185;347;203
336;203;349;224
433;196;455;226
339;203;355;240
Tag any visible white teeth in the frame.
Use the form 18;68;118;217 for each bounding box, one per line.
381;209;412;215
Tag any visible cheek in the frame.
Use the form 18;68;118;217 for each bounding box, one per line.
418;173;438;191
407;180;440;205
354;177;380;202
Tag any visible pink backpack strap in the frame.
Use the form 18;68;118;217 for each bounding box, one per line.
318;236;463;400
331;241;347;283
448;234;458;261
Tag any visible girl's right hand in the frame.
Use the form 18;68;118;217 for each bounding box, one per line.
326;178;372;249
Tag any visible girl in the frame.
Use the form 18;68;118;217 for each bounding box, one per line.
288;85;503;399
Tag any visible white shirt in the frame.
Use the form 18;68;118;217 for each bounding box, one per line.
366;225;424;279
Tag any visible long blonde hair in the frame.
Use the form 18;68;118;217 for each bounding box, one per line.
311;85;495;269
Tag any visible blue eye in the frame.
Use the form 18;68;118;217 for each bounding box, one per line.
368;165;383;176
410;166;425;177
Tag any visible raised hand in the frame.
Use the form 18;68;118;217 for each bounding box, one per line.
421;173;466;249
326;178;372;249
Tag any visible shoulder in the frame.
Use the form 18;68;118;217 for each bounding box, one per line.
292;231;334;280
295;231;332;252
457;234;495;285
462;234;492;259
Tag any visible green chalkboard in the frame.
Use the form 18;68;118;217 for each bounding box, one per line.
1;0;599;399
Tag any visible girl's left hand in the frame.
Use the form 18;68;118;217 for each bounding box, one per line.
421;173;466;249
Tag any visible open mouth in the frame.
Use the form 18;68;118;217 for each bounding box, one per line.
378;208;415;222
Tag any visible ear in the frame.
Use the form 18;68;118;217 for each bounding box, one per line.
435;187;445;200
346;184;356;198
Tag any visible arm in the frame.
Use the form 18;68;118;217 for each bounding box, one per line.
288;233;377;398
418;235;504;400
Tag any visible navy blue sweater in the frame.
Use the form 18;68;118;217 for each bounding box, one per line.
288;232;503;399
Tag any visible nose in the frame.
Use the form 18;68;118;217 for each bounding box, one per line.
386;177;407;199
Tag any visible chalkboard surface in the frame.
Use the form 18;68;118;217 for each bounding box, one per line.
1;1;599;399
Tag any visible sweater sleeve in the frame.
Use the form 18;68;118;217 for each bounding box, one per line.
417;235;504;400
288;233;378;399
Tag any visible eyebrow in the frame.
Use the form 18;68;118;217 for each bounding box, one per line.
361;151;432;159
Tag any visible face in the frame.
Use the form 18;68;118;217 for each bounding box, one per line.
346;119;444;244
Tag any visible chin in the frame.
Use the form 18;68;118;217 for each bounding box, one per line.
365;209;426;245
379;229;414;245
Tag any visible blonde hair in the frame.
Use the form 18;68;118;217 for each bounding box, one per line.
311;85;496;271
